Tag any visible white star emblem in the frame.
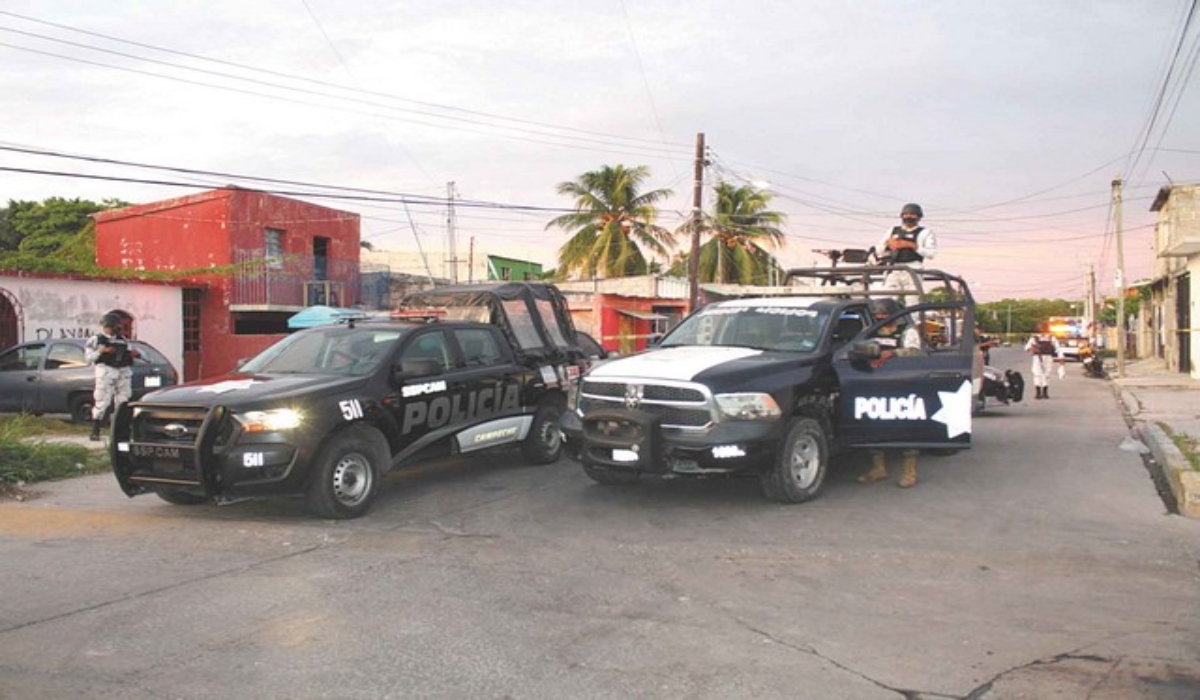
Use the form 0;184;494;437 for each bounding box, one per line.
198;379;260;394
930;380;973;439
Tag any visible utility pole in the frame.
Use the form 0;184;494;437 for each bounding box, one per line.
687;133;706;312
446;181;459;284
1087;264;1096;342
1112;177;1126;378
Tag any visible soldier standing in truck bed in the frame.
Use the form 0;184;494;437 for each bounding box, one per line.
874;203;938;301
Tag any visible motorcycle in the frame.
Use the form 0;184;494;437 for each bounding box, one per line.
1081;351;1105;379
975;365;1025;414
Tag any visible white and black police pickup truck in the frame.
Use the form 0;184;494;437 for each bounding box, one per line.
112;283;595;519
560;263;980;503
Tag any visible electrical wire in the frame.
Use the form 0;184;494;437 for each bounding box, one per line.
0;11;691;154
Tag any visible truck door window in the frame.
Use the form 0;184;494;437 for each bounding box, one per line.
455;328;503;367
402;331;452;371
831;314;867;349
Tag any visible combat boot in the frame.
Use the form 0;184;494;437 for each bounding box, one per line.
90;419;103;442
857;452;889;484
1042;386;1049;399
898;453;918;488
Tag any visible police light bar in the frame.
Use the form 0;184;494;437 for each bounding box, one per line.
391;309;446;323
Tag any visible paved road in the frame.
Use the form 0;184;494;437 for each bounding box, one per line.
2;347;1198;699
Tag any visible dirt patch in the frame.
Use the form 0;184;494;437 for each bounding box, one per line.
0;482;38;502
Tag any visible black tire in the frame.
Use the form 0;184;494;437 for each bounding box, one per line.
521;401;564;465
306;425;388;520
761;417;828;503
154;487;207;506
582;462;639;485
69;394;94;424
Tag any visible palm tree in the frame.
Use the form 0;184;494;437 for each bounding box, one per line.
548;165;675;279
678;182;787;285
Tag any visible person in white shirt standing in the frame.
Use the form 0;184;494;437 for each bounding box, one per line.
1024;332;1060;399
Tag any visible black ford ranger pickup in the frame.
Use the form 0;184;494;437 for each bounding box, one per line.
112;282;592;519
559;264;980;503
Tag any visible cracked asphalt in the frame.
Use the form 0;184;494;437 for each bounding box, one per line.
1;347;1199;699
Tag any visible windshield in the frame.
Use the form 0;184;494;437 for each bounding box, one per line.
660;305;829;352
240;326;407;376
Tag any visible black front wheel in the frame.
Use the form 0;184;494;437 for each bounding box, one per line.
306;425;389;519
521;401;564;465
761;417;829;503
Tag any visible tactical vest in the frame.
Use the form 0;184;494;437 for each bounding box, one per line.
94;333;135;368
886;226;924;264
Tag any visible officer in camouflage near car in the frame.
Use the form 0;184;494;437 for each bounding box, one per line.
85;310;140;441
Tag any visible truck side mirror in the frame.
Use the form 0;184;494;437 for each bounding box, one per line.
847;340;882;364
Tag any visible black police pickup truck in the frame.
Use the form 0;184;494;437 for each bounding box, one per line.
560;264;980;503
112;283;593;518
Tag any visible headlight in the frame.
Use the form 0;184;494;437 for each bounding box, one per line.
235;408;303;433
714;393;781;421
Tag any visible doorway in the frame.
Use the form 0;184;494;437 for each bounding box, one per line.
0;287;21;349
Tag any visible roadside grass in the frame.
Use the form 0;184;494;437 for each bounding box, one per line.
1159;422;1200;471
0;414;109;487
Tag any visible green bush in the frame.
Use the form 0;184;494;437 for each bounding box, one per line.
0;414;109;485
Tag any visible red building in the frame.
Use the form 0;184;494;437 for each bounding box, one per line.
557;276;689;354
94;188;361;380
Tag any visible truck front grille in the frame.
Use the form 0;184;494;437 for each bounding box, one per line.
579;379;713;429
131;406;211;446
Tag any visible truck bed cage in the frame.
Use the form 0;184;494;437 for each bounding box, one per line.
784;265;974;305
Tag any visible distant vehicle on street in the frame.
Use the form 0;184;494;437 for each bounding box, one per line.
1042;316;1088;361
0;337;179;423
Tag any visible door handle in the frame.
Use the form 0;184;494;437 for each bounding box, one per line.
927;371;965;379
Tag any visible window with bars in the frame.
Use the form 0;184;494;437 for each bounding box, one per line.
265;228;284;269
183;288;201;352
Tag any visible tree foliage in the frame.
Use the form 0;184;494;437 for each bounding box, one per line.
974;297;1137;337
548;164;674;279
0;197;128;273
674;182;787;285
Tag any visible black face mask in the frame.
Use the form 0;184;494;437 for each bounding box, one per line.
901;216;920;226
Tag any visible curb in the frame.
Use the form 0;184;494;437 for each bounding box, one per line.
1137;422;1200;519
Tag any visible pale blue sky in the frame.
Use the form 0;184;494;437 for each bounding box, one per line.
2;0;1197;301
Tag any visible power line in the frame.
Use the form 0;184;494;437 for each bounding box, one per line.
1123;0;1199;184
0;10;691;154
0;165;574;213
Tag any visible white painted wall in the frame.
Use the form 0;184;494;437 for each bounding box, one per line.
0;274;184;373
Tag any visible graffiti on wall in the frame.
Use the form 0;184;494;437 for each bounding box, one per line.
33;326;93;340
